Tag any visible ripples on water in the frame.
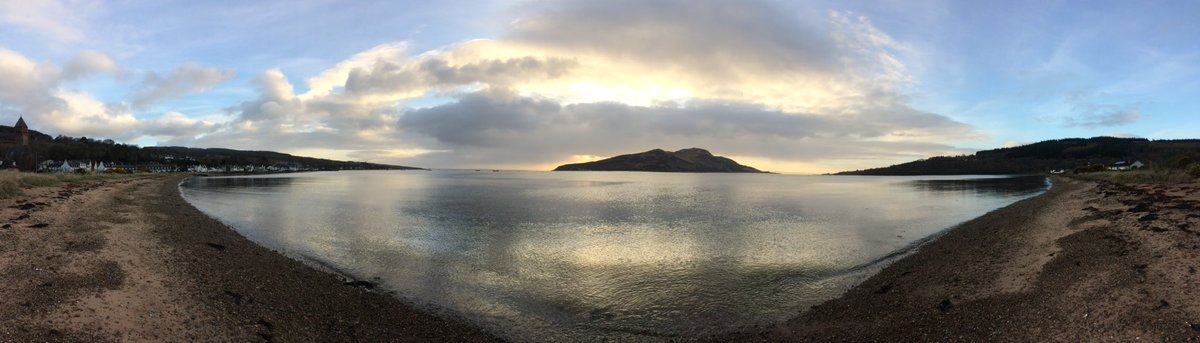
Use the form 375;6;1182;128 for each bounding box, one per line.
179;171;1048;341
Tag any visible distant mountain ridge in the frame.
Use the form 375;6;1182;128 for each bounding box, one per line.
554;148;764;173
0;124;421;171
837;137;1200;175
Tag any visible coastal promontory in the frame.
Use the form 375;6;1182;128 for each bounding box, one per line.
553;148;764;173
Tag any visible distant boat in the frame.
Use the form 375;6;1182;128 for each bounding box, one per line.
492;170;500;172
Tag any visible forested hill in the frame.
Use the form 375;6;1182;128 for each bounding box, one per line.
0;125;421;171
837;137;1200;175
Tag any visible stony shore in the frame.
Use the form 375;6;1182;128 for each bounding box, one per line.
724;177;1200;341
0;175;500;342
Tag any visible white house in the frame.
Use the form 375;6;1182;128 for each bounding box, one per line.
1130;161;1145;169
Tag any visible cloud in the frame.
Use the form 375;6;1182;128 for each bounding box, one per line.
39;90;137;138
0;47;221;140
61;50;121;81
0;0;100;42
0;48;60;110
315;0;916;113
1058;90;1144;128
139;111;217;138
507;0;840;78
1065;106;1142;128
0;48;134;138
301;42;408;99
131;64;235;109
394;89;975;168
340;55;579;101
158;68;405;153
16;0;980;173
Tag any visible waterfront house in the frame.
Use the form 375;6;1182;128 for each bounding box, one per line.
57;161;80;173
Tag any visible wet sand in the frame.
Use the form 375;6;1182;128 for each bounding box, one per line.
0;175;500;342
724;177;1200;341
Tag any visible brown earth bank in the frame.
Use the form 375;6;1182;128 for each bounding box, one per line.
0;175;501;342
721;176;1200;342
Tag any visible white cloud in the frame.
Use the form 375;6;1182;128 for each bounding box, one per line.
42;90;138;138
131;63;235;109
0;48;60;110
0;0;101;42
0;47;224;141
301;42;408;99
139;111;216;138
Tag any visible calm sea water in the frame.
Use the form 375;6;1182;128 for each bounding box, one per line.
179;171;1048;341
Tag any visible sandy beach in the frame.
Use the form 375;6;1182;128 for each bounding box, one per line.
0;175;499;342
723;176;1200;341
4;175;1199;341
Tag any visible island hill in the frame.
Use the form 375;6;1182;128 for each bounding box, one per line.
837;136;1200;175
553;148;765;173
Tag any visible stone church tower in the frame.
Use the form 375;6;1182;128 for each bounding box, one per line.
15;116;28;146
7;116;36;171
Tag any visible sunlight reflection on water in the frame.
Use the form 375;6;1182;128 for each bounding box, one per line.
180;171;1047;341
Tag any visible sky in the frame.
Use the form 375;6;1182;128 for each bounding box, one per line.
0;0;1198;174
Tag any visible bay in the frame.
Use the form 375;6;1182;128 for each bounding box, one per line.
180;170;1047;341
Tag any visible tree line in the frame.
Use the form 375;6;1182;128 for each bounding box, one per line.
837;137;1200;175
0;125;418;171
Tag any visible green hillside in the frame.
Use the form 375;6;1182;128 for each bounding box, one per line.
837;137;1200;175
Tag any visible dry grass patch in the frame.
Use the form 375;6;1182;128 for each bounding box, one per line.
0;171;136;198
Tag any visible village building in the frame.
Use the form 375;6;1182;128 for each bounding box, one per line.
1107;160;1146;171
